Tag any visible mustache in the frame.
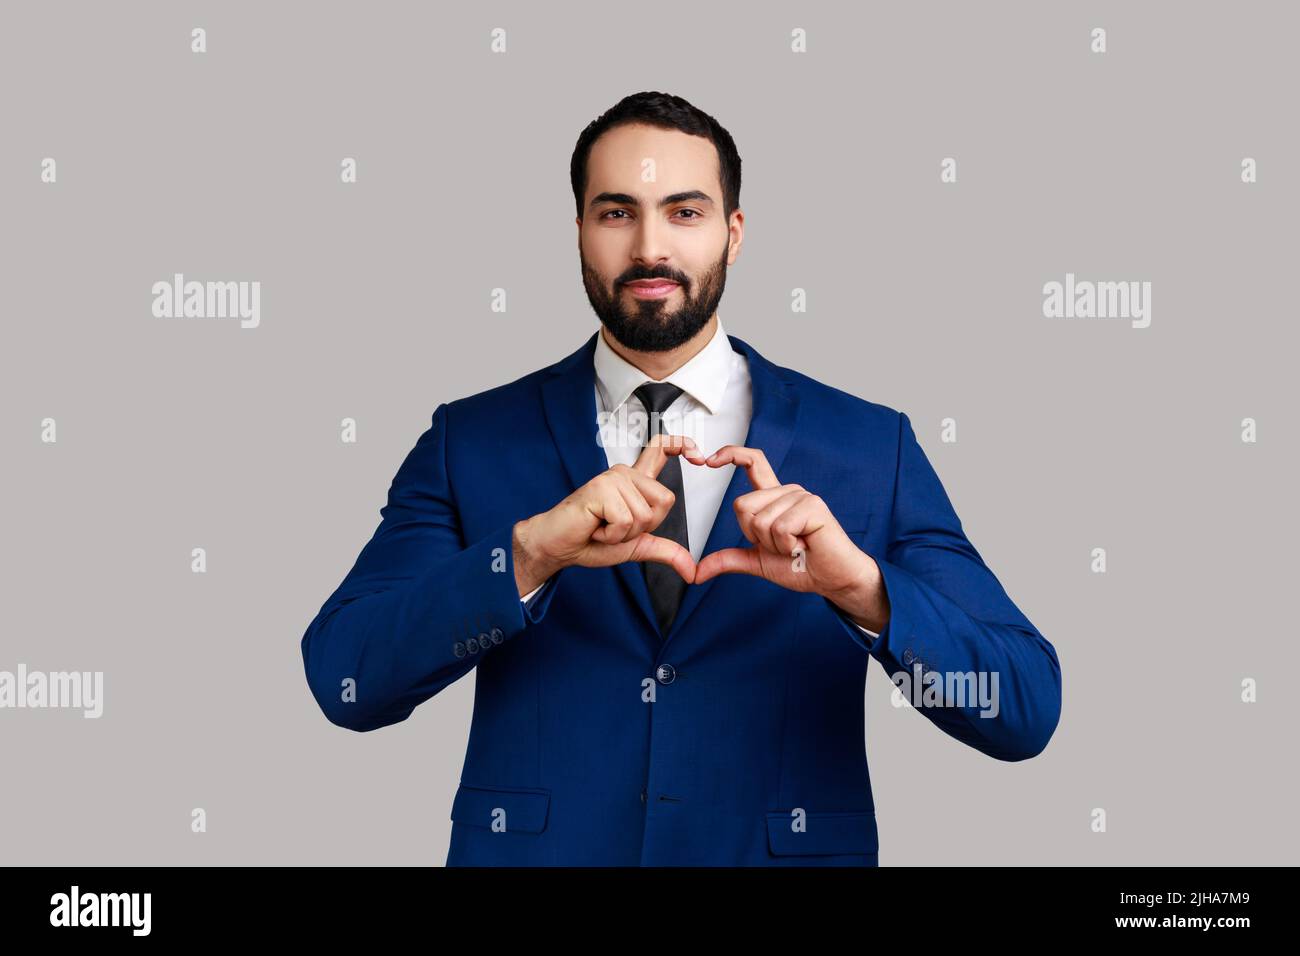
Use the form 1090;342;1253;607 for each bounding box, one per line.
619;273;687;286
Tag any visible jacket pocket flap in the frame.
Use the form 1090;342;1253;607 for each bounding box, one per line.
766;810;878;855
451;784;551;834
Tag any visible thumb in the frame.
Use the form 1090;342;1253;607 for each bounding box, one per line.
613;532;696;584
694;546;762;583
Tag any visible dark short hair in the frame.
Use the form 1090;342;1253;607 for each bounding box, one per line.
570;91;742;223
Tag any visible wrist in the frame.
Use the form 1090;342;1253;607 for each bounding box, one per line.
826;553;890;633
512;517;560;597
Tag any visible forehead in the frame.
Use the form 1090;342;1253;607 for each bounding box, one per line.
585;123;720;196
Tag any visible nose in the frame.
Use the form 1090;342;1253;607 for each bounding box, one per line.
628;215;671;274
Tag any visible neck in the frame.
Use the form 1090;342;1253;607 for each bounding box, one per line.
602;314;718;381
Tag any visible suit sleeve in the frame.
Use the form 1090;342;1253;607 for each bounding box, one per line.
300;402;559;732
827;411;1062;761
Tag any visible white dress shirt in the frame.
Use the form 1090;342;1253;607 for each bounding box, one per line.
520;315;878;639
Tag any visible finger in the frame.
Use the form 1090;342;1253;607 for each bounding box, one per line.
769;495;828;556
652;433;707;465
612;473;656;540
748;489;809;555
631;432;703;477
677;435;708;465
589;479;635;544
632;433;703;478
694;546;763;584
622;467;676;518
733;484;805;536
705;445;779;490
626;532;696;584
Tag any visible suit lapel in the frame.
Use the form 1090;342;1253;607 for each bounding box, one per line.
538;331;801;655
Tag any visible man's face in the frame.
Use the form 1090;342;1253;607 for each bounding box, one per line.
578;123;742;352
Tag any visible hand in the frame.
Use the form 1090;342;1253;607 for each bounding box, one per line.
693;445;890;632
512;433;707;596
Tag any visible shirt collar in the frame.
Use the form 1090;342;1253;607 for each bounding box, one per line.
593;314;734;416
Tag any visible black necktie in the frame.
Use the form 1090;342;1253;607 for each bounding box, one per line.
633;382;690;636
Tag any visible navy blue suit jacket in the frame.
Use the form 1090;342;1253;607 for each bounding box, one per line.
301;331;1062;866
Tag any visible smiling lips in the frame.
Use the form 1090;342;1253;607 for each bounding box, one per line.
624;280;679;299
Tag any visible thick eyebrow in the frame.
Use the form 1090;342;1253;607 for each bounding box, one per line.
588;189;716;211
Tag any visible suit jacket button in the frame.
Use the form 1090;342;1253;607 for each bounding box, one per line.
902;648;915;665
656;664;676;685
476;631;492;650
466;637;480;654
453;641;467;658
489;627;504;645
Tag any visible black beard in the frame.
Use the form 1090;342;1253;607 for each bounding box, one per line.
581;242;729;353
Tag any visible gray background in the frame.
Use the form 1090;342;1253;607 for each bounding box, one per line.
1;0;1295;865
